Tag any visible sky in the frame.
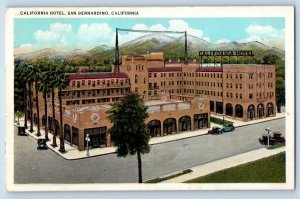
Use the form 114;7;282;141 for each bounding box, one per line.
14;17;285;53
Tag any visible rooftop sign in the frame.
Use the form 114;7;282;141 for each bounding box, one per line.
199;50;254;56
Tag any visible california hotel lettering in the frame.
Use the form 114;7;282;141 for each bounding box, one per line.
199;50;254;56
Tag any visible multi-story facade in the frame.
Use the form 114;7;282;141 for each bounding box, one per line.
120;52;276;121
29;52;275;151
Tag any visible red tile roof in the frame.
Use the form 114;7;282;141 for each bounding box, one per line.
148;67;182;72
66;72;128;80
195;67;223;72
147;59;164;61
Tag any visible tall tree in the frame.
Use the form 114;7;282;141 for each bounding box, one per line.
32;64;42;136
107;93;150;183
16;61;30;129
14;60;26;127
55;65;69;153
263;54;285;112
25;64;35;133
49;62;59;147
39;61;52;141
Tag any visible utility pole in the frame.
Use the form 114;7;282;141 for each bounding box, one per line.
184;31;188;64
86;134;90;156
115;28;120;73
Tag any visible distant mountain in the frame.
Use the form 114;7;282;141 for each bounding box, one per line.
121;33;176;47
61;49;91;57
88;45;113;54
15;33;285;65
15;48;60;60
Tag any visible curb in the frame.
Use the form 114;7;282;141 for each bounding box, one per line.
14;116;285;160
234;116;285;129
158;146;286;183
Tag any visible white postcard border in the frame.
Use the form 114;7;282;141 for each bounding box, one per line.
5;6;295;191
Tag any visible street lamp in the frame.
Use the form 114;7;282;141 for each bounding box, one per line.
265;127;271;147
222;114;225;126
85;134;90;156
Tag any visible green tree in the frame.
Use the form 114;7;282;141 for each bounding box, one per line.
14;59;26;125
263;54;285;112
15;111;24;126
55;65;69;153
15;60;30;129
32;64;42;136
38;59;53;141
25;64;35;133
107;93;150;183
48;62;59;147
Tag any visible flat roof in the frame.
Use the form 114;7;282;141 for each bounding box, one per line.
66;72;128;80
144;99;184;106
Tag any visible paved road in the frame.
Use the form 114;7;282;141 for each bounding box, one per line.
14;118;285;183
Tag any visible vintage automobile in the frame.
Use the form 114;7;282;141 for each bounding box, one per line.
220;123;235;133
272;132;286;143
259;132;285;145
208;127;222;135
37;139;48;150
17;126;27;136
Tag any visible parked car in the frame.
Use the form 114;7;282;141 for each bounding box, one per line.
220;123;235;133
17;126;27;136
258;132;285;145
208;127;222;135
272;132;286;143
37;139;48;150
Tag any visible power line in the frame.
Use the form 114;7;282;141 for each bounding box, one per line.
114;28;188;73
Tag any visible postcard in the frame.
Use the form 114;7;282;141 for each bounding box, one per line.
5;6;294;191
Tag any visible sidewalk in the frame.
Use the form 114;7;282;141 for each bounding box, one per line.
15;112;285;160
15;121;210;160
211;112;285;128
160;146;286;183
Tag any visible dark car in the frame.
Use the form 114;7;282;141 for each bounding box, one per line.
259;132;285;145
272;132;285;143
17;126;27;136
220;123;235;133
37;139;48;150
208;127;222;135
258;133;275;145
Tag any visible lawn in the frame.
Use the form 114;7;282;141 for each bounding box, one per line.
186;153;286;183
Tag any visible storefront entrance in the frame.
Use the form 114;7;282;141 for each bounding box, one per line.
84;127;107;149
179;116;191;132
163;118;177;135
147;120;161;137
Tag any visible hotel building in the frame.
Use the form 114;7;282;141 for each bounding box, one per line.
29;52;275;151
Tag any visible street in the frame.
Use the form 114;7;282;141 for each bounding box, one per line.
14;118;285;183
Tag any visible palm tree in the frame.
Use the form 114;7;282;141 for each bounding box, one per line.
55;66;69;153
32;64;42;136
15;61;29;129
49;62;58;147
25;64;35;133
39;61;52;141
